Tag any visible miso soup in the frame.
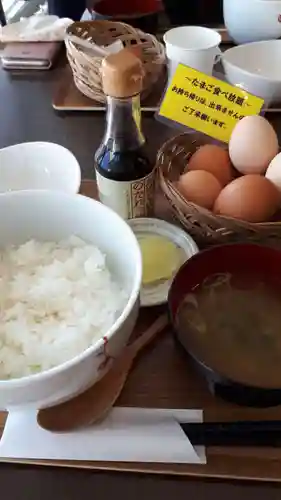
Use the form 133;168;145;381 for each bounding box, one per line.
175;273;281;389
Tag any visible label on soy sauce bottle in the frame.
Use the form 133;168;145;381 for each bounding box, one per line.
96;168;155;219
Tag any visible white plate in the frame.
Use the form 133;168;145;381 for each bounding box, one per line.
128;218;199;307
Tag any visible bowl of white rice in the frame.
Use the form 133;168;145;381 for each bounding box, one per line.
0;190;142;410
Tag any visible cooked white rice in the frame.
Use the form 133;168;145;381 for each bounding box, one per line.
0;236;128;380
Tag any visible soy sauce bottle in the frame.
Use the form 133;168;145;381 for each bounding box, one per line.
95;48;155;219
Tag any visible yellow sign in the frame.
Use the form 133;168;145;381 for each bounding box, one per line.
159;65;264;143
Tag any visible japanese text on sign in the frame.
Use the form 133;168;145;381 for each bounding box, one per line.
159;65;264;143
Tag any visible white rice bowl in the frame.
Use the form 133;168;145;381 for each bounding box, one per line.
0;190;141;410
0;236;128;380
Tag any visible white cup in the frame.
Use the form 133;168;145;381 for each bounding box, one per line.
163;26;222;82
223;0;281;46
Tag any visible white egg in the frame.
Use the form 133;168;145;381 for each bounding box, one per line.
266;153;281;197
229;116;279;175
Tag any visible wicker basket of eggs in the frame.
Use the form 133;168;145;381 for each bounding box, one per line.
157;115;281;246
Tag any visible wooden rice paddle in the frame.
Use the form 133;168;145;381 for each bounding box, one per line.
37;314;168;432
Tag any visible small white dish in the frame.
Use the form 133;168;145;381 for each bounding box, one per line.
0;142;81;194
128;218;199;307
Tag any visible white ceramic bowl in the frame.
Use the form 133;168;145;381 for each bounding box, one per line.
0;142;81;193
223;0;281;45
222;40;281;104
0;190;142;410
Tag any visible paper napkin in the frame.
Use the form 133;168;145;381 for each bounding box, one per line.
0;407;205;464
0;15;73;43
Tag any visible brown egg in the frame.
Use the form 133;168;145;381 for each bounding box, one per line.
188;144;233;187
214;175;279;222
178;170;222;210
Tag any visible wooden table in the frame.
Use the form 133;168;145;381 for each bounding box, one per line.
1;61;281;499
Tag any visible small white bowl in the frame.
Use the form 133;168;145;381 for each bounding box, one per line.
128;218;198;307
223;0;281;45
0;142;81;194
222;40;281;104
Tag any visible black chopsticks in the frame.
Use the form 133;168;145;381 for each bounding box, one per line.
180;421;281;447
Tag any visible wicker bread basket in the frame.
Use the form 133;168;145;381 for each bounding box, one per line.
65;20;165;103
157;133;281;247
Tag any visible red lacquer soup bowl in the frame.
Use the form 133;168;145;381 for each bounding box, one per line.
168;243;281;407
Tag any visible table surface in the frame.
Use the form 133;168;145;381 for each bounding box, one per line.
2;61;281;499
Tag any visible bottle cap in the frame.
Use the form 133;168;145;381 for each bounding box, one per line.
101;48;144;98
